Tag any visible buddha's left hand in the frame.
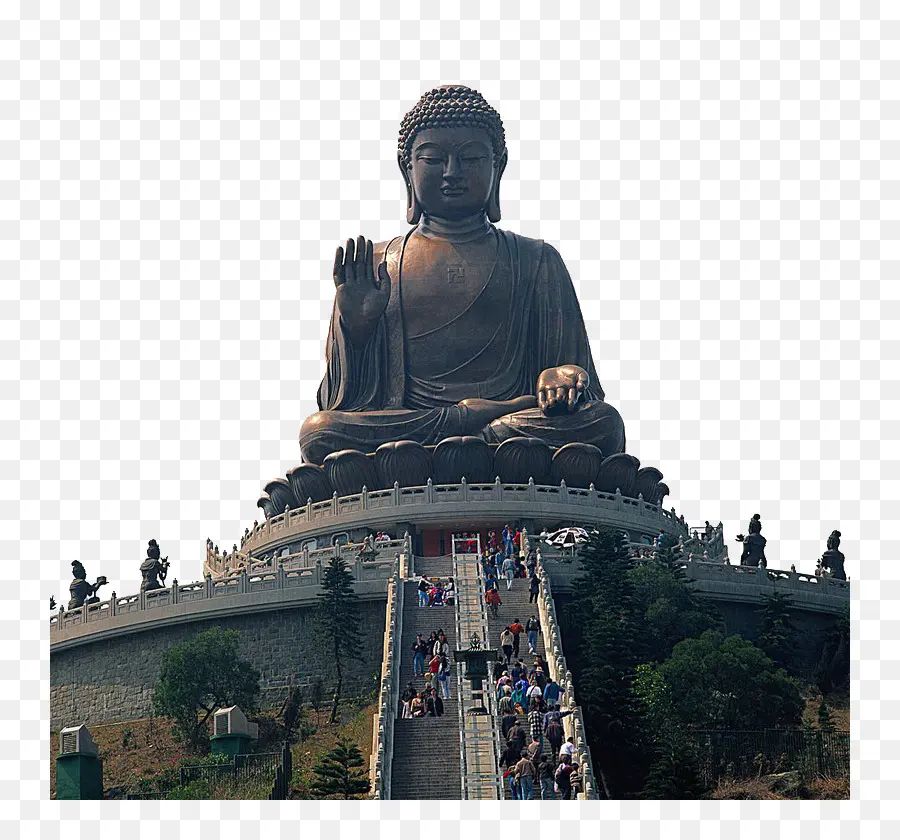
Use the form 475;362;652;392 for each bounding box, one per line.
536;365;589;414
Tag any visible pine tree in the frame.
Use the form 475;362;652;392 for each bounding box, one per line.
316;556;363;724
756;592;796;668
817;696;835;730
309;740;371;799
566;528;649;795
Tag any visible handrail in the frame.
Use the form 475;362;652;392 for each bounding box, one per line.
528;530;600;800
371;555;403;799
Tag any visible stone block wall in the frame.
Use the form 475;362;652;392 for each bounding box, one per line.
50;599;386;730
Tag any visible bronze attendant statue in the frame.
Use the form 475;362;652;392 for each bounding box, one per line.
299;85;626;466
820;530;846;581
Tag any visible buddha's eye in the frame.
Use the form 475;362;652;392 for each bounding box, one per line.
418;156;443;165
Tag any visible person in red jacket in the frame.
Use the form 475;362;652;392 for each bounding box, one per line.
508;619;525;658
485;587;502;619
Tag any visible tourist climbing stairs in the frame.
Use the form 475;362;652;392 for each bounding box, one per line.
389;555;462;799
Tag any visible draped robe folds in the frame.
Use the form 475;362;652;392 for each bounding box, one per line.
300;227;626;465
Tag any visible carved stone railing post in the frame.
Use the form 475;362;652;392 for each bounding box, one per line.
109;592;117;617
171;579;179;605
494;475;502;501
277;563;285;590
615;487;623;512
559;478;568;501
306;496;312;521
461;476;468;502
240;570;248;594
331;491;339;515
426;477;434;504
302;547;310;567
362;485;368;510
528;476;536;501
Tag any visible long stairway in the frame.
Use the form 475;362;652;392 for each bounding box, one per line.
389;556;462;799
484;558;556;796
485;565;549;676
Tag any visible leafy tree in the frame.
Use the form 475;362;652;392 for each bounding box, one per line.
309;740;371;799
316;556;363;724
629;543;721;663
756;592;796;668
633;663;705;798
646;630;804;731
152;627;260;750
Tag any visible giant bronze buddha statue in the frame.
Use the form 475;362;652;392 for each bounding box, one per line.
299;85;627;467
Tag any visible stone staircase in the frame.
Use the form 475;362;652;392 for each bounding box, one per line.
485;572;548;670
390;557;462;800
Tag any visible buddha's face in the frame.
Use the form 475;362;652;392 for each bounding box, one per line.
409;126;498;219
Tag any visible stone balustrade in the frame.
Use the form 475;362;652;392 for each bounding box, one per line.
538;548;849;614
237;479;688;559
50;556;398;648
205;538;405;579
371;564;403;799
527;531;599;800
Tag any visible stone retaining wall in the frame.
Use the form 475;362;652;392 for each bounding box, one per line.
50;600;385;730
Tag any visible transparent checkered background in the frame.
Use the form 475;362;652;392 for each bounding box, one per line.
4;0;895;830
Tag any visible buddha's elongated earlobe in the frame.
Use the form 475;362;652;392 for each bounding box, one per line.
487;150;507;223
398;152;422;225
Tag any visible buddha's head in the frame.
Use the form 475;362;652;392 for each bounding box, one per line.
398;85;508;224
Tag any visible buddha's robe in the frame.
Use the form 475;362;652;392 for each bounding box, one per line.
300;227;626;464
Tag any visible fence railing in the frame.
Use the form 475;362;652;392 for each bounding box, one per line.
528;530;600;799
239;479;689;556
51;555;397;636
126;748;290;800
690;729;850;784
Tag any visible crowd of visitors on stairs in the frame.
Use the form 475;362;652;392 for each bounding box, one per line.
494;657;581;799
401;628;453;719
480;525;583;799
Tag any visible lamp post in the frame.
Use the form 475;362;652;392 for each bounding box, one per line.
453;633;498;716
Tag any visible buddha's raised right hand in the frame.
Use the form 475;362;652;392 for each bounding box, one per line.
333;235;391;343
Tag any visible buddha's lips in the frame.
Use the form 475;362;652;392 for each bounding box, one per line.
441;187;466;196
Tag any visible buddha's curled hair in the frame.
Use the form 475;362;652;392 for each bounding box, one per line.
398;85;506;169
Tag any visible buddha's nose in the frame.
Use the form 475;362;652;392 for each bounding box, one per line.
444;156;463;180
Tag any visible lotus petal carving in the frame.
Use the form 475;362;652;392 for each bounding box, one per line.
549;442;604;489
650;482;670;506
256;493;278;519
323;449;378;497
287;463;332;504
595;453;641;496
375;440;433;489
493;437;552;484
633;467;664;501
264;478;298;513
432;436;493;484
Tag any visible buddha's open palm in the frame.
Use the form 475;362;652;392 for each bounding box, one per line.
333;235;391;342
537;365;589;414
